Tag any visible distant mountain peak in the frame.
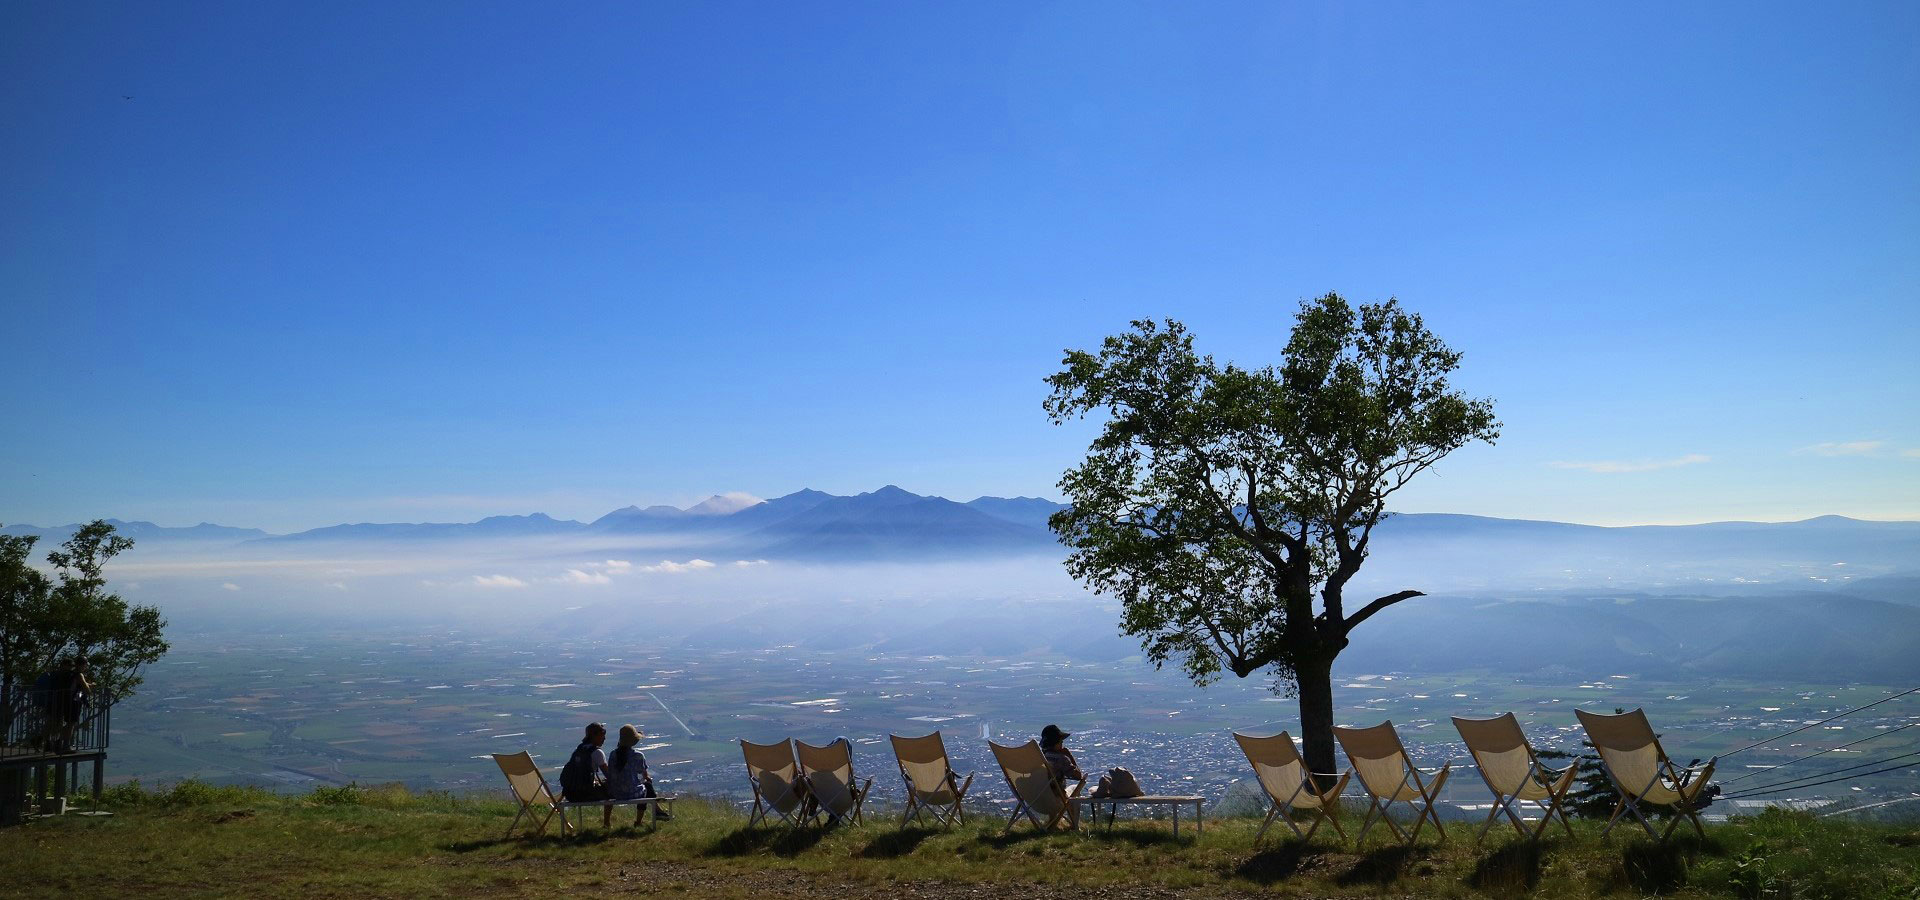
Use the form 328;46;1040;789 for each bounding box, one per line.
685;492;765;516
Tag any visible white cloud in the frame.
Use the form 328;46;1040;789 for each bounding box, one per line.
639;559;718;574
1797;440;1886;457
603;560;632;571
325;582;349;591
1904;448;1920;460
733;559;769;567
1549;454;1710;474
220;582;241;591
472;574;528;589
558;568;611;585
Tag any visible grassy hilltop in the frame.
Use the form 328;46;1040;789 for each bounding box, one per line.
4;783;1918;898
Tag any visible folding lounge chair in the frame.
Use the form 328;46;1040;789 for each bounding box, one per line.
1451;713;1577;842
891;731;974;828
796;738;875;827
988;740;1085;833
1334;721;1452;846
741;738;810;828
492;751;569;838
1574;708;1717;842
1233;731;1349;842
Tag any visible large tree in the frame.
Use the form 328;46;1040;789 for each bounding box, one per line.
1043;293;1498;779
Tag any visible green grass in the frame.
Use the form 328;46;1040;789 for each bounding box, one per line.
4;782;1918;898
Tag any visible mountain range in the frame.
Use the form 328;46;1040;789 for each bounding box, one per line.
6;489;1920;584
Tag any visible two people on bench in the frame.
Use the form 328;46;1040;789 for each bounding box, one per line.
561;721;672;826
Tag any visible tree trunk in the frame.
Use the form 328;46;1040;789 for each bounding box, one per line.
1295;654;1339;790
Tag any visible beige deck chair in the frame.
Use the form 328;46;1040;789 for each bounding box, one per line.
796;739;874;826
492;751;569;838
891;731;974;828
988;740;1085;833
1451;713;1577;843
1334;721;1453;846
1233;731;1349;842
1575;708;1717;842
741;738;809;828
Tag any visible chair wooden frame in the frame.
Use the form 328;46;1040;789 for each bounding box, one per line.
493;751;568;838
741;738;810;829
796;738;875;827
1232;731;1349;842
1575;708;1717;842
1451;713;1576;843
890;731;974;828
988;740;1085;833
1335;721;1453;846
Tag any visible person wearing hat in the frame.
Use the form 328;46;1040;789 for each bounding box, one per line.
1040;724;1084;827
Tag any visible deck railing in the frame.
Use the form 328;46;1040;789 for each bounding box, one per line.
1;688;111;761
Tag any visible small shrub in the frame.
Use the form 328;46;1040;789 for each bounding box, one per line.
1728;840;1778;899
99;778;148;807
157;779;275;808
307;783;363;806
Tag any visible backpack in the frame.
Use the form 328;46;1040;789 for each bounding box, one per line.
1091;767;1144;799
558;742;597;798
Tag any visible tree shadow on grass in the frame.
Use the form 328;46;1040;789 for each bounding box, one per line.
975;828;1069;850
1084;825;1187;847
858;827;939;859
705;825;826;858
449;828;619;853
1617;840;1692;894
1335;844;1416;887
1469;840;1545;894
1232;841;1329;885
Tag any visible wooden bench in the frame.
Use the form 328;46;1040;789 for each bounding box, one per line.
1071;794;1206;837
554;795;676;831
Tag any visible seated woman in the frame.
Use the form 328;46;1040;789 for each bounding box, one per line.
1040;723;1084;827
606;724;671;823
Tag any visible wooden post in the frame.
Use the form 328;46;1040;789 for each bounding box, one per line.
92;757;104;804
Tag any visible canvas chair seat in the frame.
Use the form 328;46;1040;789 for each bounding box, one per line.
1452;713;1577;843
891;731;973;827
741;738;810;828
1335;721;1452;846
493;751;568;838
989;740;1084;833
796;738;874;826
1233;731;1348;842
1575;708;1716;842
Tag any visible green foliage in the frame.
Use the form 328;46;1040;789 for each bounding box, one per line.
1043;296;1498;688
1728;839;1779;898
1536;745;1623;820
1044;296;1497;772
99;778;280;809
307;782;364;806
0;520;168;704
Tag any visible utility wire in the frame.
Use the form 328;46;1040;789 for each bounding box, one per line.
1717;686;1920;759
1721;758;1920;801
1721;722;1918;785
1723;749;1920;799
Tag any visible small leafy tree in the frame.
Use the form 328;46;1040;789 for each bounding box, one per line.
0;532;52;713
0;521;168;705
1044;293;1498;778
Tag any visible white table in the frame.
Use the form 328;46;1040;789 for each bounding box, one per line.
1071;795;1206;837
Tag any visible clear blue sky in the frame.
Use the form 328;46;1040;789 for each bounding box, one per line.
2;1;1916;532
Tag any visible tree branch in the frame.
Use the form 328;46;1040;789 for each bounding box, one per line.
1341;589;1424;633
